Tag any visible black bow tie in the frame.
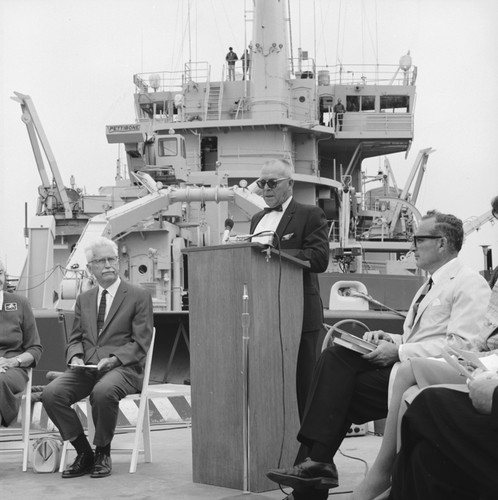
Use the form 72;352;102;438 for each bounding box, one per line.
263;205;283;213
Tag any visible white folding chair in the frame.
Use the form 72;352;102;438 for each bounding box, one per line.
0;367;33;471
60;328;156;473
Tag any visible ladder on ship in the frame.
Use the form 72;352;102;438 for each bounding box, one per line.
205;83;222;120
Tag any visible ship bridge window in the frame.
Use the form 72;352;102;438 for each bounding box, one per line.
158;137;178;157
380;95;410;113
347;95;375;112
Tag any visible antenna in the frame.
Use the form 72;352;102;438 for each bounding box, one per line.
187;0;192;64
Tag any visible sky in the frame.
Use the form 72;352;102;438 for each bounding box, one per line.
1;0;497;276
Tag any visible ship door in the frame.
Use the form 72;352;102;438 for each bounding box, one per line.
201;136;218;171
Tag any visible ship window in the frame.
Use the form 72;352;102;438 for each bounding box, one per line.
346;96;359;112
347;95;375;112
158;137;178;157
380;95;410;113
360;95;375;112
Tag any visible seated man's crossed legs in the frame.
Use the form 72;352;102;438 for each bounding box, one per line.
267;346;391;496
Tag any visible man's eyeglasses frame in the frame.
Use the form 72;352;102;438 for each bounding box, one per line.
411;235;444;247
256;177;290;189
90;257;119;266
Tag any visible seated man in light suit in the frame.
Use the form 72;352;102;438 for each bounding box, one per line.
250;158;329;422
43;237;153;478
267;210;491;500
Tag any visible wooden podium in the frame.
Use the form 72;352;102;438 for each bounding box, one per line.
184;243;308;492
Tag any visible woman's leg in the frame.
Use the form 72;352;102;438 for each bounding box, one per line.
351;362;416;500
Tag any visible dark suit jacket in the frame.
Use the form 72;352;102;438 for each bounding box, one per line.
66;280;153;388
250;198;329;332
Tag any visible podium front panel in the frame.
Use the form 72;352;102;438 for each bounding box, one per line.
185;244;303;492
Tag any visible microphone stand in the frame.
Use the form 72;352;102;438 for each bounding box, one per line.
222;284;273;499
241;283;250;493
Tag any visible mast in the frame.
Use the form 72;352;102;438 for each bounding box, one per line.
250;0;290;119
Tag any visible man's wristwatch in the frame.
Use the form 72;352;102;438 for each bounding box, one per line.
15;357;22;367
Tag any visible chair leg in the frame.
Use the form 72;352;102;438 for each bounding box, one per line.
143;399;152;463
21;396;31;472
59;440;70;472
129;397;150;473
21;369;33;472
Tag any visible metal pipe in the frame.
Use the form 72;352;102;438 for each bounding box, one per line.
241;283;250;493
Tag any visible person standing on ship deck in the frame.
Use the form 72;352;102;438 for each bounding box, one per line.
266;210;490;500
225;47;238;81
241;48;251;80
250;159;329;422
333;98;346;131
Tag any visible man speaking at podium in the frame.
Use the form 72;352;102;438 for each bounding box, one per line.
250;159;329;420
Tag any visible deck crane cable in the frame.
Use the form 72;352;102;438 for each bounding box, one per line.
215;0;240;56
178;1;190;71
11;264;82;293
336;0;347;67
187;0;192;64
361;0;379;66
316;0;331;67
313;0;317;69
287;0;294;73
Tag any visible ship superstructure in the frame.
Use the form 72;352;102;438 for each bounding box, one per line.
16;0;424;315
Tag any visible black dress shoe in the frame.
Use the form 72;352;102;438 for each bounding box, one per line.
90;452;112;478
62;451;95;478
283;488;329;500
267;457;338;490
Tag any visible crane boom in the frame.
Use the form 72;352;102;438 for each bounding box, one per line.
11;92;73;218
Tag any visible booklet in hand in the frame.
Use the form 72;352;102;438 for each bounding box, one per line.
327;325;377;355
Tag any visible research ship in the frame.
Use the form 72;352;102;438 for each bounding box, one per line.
10;0;445;390
5;0;497;496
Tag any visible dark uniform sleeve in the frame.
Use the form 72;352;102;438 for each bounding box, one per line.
20;296;43;366
286;206;329;273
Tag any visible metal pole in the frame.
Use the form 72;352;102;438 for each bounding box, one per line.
241;283;250;493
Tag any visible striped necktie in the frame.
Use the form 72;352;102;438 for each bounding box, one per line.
412;278;433;317
97;289;108;334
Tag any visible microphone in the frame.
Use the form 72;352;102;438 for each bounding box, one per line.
222;218;234;244
237;230;275;246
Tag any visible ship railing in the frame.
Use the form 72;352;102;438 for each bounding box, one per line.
134;62;211;93
290;57;316;80
292;63;417;87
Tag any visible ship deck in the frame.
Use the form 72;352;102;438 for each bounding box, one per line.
0;384;382;500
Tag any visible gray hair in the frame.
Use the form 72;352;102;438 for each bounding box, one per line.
262;158;294;178
84;237;118;263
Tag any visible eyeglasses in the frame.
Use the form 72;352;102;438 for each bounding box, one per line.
412;235;443;246
91;257;118;266
256;177;290;189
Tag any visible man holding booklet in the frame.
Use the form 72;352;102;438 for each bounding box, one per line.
266;210;490;500
387;196;498;500
43;237;153;479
